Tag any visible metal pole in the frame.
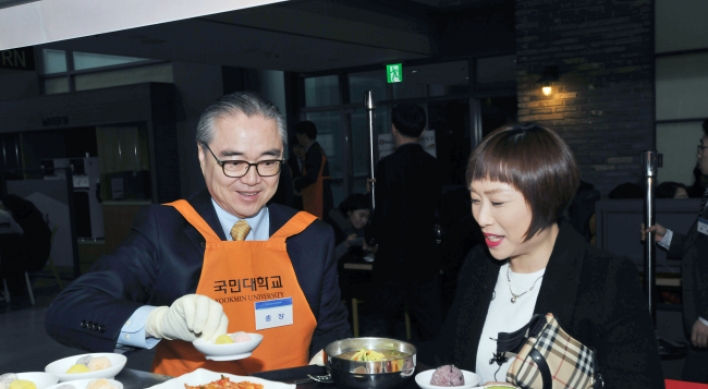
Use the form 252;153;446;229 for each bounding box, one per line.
365;90;376;210
642;150;657;322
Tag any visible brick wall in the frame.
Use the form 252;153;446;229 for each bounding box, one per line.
515;0;653;195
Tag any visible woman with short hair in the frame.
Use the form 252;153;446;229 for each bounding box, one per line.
423;123;663;388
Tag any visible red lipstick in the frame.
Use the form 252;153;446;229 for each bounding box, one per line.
484;233;503;248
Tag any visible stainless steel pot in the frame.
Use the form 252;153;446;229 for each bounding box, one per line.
325;337;416;389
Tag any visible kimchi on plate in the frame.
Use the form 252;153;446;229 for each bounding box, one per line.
184;375;264;389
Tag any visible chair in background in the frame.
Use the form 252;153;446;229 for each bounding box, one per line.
2;225;62;305
2;272;34;305
45;225;63;289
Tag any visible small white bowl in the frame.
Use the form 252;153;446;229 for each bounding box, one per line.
14;372;60;389
45;353;127;382
192;332;263;361
415;369;481;389
44;378;123;389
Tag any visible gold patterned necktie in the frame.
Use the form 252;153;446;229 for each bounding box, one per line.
230;219;251;241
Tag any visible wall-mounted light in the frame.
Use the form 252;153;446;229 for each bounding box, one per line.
539;65;559;97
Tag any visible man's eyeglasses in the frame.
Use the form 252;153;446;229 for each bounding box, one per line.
201;142;283;178
698;145;708;154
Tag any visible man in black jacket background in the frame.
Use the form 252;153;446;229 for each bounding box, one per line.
367;103;442;340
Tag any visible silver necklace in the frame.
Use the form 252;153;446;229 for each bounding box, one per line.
506;265;544;303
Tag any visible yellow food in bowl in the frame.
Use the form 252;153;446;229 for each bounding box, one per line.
66;364;91;373
350;349;386;362
8;380;37;389
215;334;235;344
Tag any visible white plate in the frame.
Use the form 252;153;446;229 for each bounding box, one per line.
415;369;481;389
193;333;263;361
13;372;60;389
145;368;295;389
44;378;123;389
45;353;127;382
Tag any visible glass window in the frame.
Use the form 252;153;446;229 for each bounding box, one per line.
656;121;704;186
392;61;469;99
42;49;67;74
656;52;708;121
73;52;148;71
477;55;516;91
349;70;388;104
305;75;340;107
74;63;173;92
655;0;708;53
44;77;70;95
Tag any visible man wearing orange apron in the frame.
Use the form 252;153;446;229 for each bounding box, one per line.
45;92;351;377
293;121;334;219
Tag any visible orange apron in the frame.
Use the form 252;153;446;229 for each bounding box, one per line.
151;200;318;376
301;152;330;219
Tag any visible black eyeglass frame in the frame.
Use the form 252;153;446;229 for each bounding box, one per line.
698;145;708;153
200;142;283;178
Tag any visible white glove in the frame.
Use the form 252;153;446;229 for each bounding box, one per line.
145;294;229;342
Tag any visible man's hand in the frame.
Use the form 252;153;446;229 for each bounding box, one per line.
344;234;358;248
640;223;667;242
366;178;376;194
146;294;228;342
692;319;708;348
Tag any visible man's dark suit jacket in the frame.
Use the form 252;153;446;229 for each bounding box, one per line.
668;206;708;336
45;190;351;357
368;143;441;282
422;222;664;388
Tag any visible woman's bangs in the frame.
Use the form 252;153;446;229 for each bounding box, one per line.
470;140;522;187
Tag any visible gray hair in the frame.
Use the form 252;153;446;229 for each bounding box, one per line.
195;91;287;148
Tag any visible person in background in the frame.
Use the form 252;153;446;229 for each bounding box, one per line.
366;103;442;341
437;187;483;320
286;143;306;210
326;193;375;262
269;150;295;208
45;92;350;377
643;119;708;383
656;181;689;199
421;123;663;388
293;121;333;219
687;166;706;198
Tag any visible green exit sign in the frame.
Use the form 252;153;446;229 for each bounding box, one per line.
386;63;402;83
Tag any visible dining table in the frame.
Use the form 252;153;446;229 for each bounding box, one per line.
113;363;427;389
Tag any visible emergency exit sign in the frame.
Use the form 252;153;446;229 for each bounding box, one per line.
386;63;402;83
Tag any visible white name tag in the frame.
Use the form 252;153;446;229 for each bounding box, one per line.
255;297;294;330
698;218;708;236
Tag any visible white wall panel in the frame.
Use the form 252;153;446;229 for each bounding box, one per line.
0;0;285;50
